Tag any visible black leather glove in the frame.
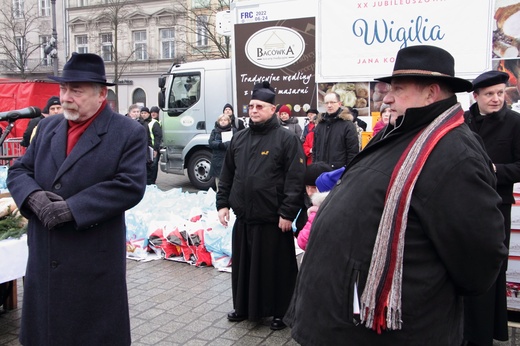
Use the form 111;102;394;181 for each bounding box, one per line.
25;191;50;215
25;191;64;216
39;201;73;230
45;191;64;202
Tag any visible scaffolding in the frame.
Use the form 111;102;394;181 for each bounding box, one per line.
0;138;25;167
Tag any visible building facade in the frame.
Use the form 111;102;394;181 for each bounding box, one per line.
0;0;230;114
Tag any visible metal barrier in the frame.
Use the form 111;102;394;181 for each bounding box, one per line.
0;138;25;166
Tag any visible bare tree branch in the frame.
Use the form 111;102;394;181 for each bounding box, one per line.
174;0;230;61
0;0;50;78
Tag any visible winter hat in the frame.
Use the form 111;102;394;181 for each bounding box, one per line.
347;106;359;119
251;81;276;105
223;103;234;113
140;107;150;113
279;105;291;116
380;103;390;113
150;106;160;113
48;52;115;86
375;45;472;93
306;108;319;115
316;166;346;192
43;95;61;114
304;162;333;186
471;71;509;91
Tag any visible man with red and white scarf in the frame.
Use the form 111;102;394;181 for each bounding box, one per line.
285;45;507;345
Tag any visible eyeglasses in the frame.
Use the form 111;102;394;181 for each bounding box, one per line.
248;104;265;110
325;101;339;105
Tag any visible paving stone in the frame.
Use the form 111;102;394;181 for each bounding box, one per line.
4;232;520;346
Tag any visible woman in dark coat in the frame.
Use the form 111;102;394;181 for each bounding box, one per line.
209;114;236;189
278;104;302;140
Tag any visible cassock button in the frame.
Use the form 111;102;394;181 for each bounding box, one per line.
51;261;58;268
54;183;62;190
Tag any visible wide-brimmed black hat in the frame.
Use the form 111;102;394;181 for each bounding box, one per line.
48;52;115;86
375;45;472;93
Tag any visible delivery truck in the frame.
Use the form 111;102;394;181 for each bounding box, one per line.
158;0;517;190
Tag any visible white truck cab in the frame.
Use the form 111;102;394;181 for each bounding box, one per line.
158;59;234;190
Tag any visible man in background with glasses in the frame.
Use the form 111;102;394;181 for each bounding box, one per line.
216;81;305;331
312;92;359;169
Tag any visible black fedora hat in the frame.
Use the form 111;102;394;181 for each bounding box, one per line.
375;45;472;93
48;52;115;86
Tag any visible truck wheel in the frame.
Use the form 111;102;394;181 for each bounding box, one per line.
187;150;215;190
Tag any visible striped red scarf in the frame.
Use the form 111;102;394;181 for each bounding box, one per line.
360;103;464;333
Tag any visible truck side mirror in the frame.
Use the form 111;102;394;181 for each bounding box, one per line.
158;91;165;108
158;76;166;89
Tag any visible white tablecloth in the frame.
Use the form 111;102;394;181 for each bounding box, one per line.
0;234;28;283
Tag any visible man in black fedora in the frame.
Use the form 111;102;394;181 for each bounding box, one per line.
285;45;507;345
463;70;520;346
7;52;147;346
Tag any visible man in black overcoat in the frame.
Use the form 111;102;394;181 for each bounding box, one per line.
463;71;520;346
7;53;147;346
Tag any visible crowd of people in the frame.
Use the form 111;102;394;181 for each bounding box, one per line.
6;44;520;346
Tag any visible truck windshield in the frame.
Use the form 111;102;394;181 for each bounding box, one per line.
168;74;201;109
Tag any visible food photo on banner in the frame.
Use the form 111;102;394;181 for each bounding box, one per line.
492;0;520;111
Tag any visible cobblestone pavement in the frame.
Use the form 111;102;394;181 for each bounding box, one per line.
0;171;519;345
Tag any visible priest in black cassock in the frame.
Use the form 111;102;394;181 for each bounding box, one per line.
216;81;306;331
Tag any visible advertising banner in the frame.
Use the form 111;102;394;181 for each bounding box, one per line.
492;0;520;112
234;17;316;117
317;0;495;82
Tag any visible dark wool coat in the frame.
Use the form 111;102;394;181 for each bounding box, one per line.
216;114;305;319
285;97;508;346
312;108;359;168
208;122;236;178
463;103;520;344
7;105;147;346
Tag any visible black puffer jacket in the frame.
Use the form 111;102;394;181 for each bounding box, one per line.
312;108;359;168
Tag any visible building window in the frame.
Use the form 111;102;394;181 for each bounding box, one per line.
40;35;52;66
39;0;50;16
15;36;25;63
160;28;175;59
133;31;148;61
77;0;88;6
75;35;88;54
13;0;24;18
107;89;117;110
100;33;112;61
132;88;146;106
192;0;210;8
196;15;209;47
